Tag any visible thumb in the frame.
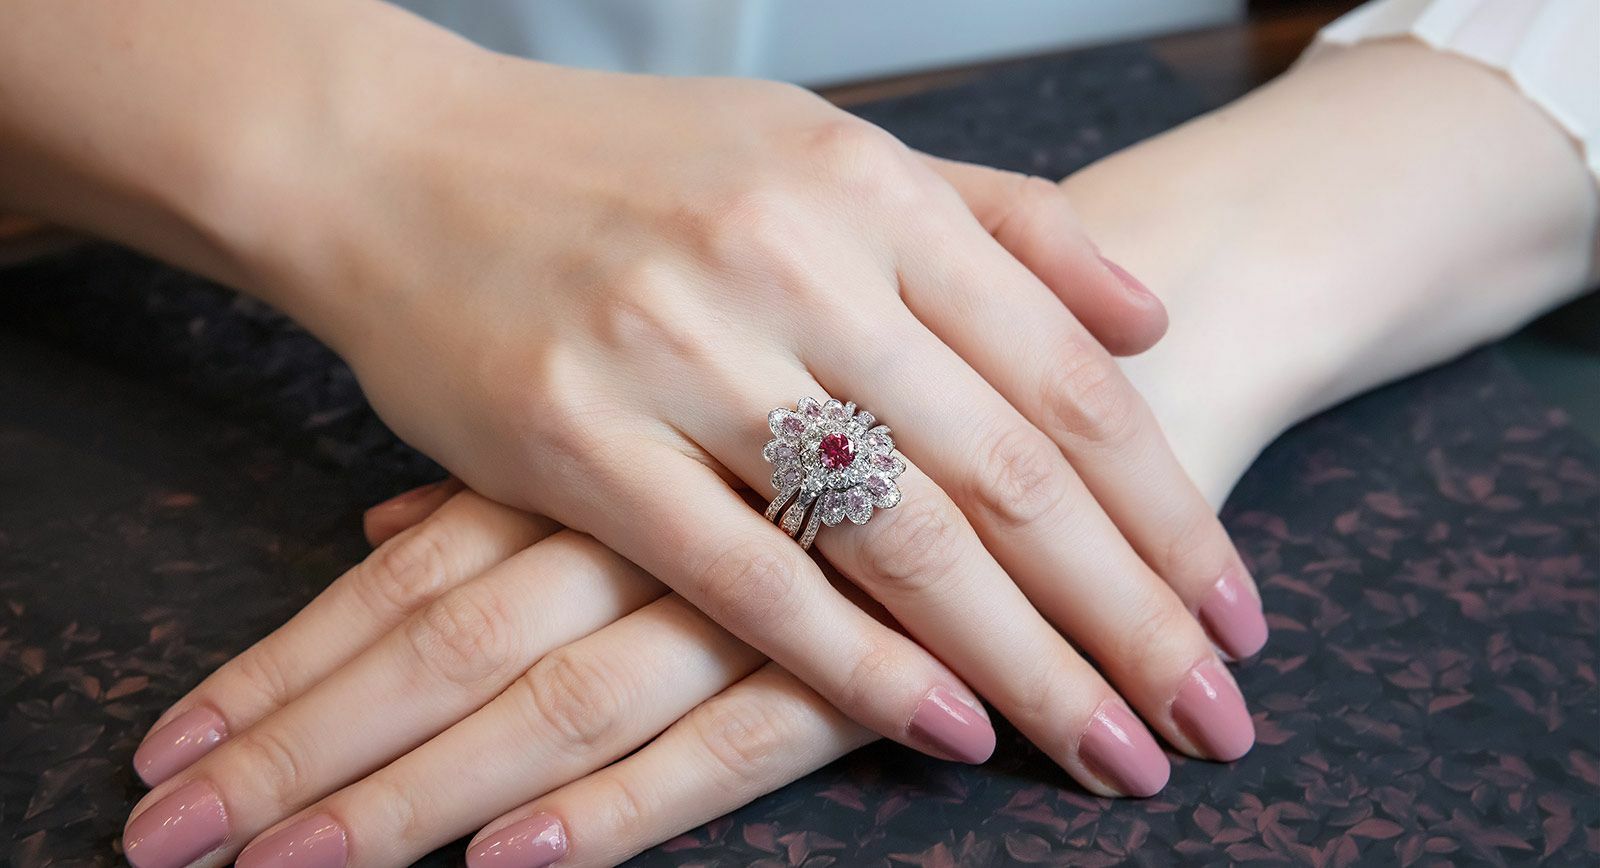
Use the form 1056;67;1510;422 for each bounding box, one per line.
922;154;1167;356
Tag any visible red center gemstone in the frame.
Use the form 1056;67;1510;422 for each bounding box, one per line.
817;433;855;469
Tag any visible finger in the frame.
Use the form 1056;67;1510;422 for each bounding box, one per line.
123;530;662;868
802;305;1249;765
468;663;873;868
238;594;765;867
362;476;464;547
551;408;998;767
691;381;1171;795
899;206;1268;661
922;154;1167;356
133;491;553;787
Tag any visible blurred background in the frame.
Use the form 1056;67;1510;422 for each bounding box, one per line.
394;0;1244;86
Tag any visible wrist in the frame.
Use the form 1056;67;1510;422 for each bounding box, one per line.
1066;40;1596;505
208;5;502;357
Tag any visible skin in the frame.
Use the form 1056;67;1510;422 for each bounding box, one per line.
2;0;1591;863
2;1;1262;802
128;38;1596;868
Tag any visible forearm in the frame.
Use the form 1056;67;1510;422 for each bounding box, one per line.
0;0;480;346
1069;40;1598;503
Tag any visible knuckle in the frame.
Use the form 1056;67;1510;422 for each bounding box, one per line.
804;120;916;205
587;771;653;835
361;521;458;615
1117;600;1195;685
521;647;627;751
860;497;966;595
233;727;312;809
362;774;427;847
1160;511;1231;586
698;540;802;632
1042;344;1140;448
993;651;1069;731
839;639;902;715
968;426;1070;530
228;646;296;711
404;585;521;689
989;174;1061;239
693;694;793;787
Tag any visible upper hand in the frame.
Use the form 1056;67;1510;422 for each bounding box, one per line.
270;62;1260;778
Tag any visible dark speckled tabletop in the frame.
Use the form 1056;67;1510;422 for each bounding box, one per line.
2;43;1597;867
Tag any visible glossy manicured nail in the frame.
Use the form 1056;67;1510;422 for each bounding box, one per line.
123;780;229;868
237;814;347;868
134;707;228;787
1078;700;1170;797
467;813;568;868
907;686;996;764
1170;659;1255;761
1098;254;1155;300
1199;568;1268;660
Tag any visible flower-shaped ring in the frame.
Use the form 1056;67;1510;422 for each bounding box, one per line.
762;397;905;549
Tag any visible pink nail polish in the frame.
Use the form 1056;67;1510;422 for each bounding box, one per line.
1170;659;1255;761
1078;700;1170;797
907;686;996;764
467;813;567;868
1198;568;1268;660
134;707;228;787
237;814;347;868
1098;254;1155;300
123;780;230;868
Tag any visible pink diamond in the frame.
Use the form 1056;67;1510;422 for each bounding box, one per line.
817;433;855;469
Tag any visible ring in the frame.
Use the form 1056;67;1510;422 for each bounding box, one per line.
763;396;904;549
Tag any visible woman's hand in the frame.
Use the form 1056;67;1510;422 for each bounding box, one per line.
121;133;1268;865
127;489;877;867
243;51;1260;786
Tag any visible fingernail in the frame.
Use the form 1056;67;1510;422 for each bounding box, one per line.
237;814;347;868
1098;254;1155;300
134;707;228;787
123;780;230;868
907;686;996;764
366;480;442;515
467;813;568;868
1198;568;1268;660
1170;659;1255;761
1078;700;1169;797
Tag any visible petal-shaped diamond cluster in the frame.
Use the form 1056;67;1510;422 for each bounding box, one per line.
764;397;903;528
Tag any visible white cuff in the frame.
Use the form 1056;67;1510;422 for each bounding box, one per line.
1304;0;1599;183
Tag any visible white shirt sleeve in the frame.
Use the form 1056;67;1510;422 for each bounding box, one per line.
1303;0;1599;183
